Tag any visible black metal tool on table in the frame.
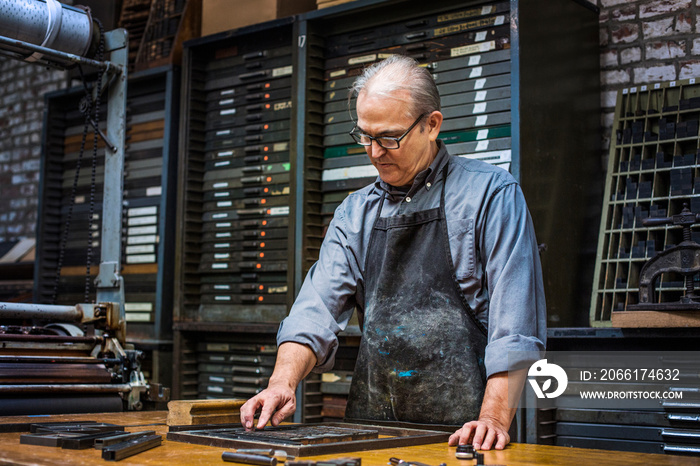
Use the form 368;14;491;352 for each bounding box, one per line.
222;451;279;465
101;433;162;461
389;457;446;466
627;204;700;311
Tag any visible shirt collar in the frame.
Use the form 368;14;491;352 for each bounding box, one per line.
374;140;449;200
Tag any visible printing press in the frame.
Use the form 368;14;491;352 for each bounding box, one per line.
0;0;167;414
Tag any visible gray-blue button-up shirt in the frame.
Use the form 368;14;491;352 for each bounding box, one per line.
278;141;546;378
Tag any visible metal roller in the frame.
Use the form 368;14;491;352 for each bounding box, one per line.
0;0;95;61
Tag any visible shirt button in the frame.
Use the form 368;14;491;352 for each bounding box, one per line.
426;182;432;188
405;197;412;203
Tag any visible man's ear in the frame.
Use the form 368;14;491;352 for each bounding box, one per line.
427;110;443;141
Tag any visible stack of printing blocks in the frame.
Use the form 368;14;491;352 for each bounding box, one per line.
319;1;513;222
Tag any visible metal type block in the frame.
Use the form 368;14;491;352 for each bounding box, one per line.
94;430;157;449
205;77;293;103
101;434;162;461
203;173;291;191
325;12;508;60
322;177;377;193
197;363;274;376
60;430;130;450
20;432;87;447
203;194;290;212
206;46;293;72
201;294;288;305
203;184;290;202
205;65;294;91
324;1;509;57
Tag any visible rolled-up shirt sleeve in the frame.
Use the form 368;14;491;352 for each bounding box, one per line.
481;183;546;377
277;201;362;373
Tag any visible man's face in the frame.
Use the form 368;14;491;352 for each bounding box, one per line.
355;89;442;187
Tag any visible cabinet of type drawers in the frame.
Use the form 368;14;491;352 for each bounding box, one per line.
172;18;303;400
173;0;601;420
591;78;700;326
35;66;180;388
528;329;700;455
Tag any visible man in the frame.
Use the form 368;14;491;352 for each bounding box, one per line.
240;55;546;451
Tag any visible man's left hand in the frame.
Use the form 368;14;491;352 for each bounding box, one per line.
448;416;509;450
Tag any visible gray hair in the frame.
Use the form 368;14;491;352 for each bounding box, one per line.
349;55;441;119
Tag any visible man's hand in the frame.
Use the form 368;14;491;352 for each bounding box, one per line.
239;342;317;431
240;382;297;431
448;417;509;450
448;368;527;451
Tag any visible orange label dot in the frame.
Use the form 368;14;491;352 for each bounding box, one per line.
260;242;265;248
258;296;264;302
265;93;270;99
259;253;265;258
264;156;269;161
256;263;262;269
265;104;270;109
259;285;264;290
264;124;269;129
266;177;271;182
264;146;269;152
265;83;270;88
261;231;266;237
261;199;266;204
263;188;268;194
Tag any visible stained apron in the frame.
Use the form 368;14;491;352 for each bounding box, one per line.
345;163;488;425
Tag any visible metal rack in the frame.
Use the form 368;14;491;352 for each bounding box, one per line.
590;78;700;326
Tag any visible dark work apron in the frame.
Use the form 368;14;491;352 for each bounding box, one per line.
345;163;487;426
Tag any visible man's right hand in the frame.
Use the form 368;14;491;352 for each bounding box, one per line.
240;382;297;431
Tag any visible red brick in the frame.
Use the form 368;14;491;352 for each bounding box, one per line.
611;23;640;44
640;0;691;18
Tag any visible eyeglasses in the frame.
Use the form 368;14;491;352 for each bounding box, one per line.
349;113;426;150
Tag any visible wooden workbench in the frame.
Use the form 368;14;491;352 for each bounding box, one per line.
0;411;698;466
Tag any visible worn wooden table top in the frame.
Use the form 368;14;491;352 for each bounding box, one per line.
0;411;698;466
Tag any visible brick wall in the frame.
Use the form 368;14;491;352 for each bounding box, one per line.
598;0;700;154
0;60;66;242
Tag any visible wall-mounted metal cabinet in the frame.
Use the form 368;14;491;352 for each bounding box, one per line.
36;66;180;388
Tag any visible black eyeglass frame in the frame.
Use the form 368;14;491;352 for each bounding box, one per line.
349;113;427;150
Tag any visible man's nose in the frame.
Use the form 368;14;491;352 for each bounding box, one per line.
369;139;386;158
